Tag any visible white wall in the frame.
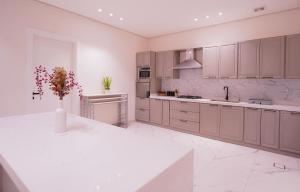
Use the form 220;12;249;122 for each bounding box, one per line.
149;8;300;51
0;0;148;120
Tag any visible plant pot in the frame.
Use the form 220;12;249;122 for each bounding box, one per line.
104;89;110;94
55;99;67;133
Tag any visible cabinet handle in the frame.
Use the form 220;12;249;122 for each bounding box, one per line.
262;76;274;79
208;76;216;79
246;76;256;79
264;109;277;112
291;112;300;115
222;105;233;108
180;110;188;113
179;119;188;123
180;101;187;104
247;107;259;110
209;104;219;107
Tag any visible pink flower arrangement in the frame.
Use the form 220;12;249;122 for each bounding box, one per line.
34;65;83;100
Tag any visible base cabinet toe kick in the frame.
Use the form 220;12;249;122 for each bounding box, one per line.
136;97;300;157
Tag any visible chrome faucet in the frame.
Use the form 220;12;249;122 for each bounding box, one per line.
224;86;229;101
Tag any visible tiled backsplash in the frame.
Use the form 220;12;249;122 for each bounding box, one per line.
161;69;300;106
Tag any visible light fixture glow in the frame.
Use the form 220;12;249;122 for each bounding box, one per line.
120;17;124;21
194;18;198;21
205;15;210;19
97;8;102;12
109;13;114;17
218;12;223;16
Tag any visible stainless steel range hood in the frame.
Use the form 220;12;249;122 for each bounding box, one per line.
174;48;202;70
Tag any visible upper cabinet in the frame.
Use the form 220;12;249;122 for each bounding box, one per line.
203;46;219;79
156;51;179;79
219;44;238;79
286;34;300;79
203;44;237;79
238;40;260;79
260;36;285;79
136;51;151;67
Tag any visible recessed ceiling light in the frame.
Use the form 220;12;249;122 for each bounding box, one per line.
120;17;124;21
218;12;223;16
205;15;210;19
109;13;114;17
97;8;102;12
194;18;198;21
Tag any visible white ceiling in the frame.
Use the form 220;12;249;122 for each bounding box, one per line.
38;0;300;38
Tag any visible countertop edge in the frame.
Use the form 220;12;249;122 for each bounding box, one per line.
149;95;300;112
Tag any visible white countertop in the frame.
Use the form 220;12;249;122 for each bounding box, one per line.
82;91;127;97
0;113;192;192
150;95;300;112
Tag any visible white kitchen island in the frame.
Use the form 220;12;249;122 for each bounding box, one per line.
0;113;193;192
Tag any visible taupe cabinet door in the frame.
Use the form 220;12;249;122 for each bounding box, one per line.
219;44;237;79
203;46;219;78
238;40;260;79
156;51;177;79
261;109;280;149
200;104;220;137
244;108;261;145
156;52;164;78
164;51;175;78
136;52;150;67
162;100;170;126
280;111;300;154
260;37;285;79
135;109;149;122
136;98;150;122
286;34;300;79
150;99;163;125
220;106;244;141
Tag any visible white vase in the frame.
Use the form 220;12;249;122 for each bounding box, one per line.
55;99;67;133
104;89;110;94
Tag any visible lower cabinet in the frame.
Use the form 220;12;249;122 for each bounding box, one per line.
150;99;163;125
280;111;300;154
244;108;261;145
170;119;199;133
162;101;170;126
200;104;220;137
136;109;150;122
136;97;150;122
220;106;244;141
170;101;200;133
261;109;280;149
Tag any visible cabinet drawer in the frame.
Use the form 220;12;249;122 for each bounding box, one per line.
136;109;149;122
136;97;150;109
170;110;199;122
170;119;199;133
170;101;200;113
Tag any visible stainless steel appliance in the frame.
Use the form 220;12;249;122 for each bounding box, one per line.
137;67;150;82
136;82;150;98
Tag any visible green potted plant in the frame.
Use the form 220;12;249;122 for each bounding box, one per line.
102;76;112;94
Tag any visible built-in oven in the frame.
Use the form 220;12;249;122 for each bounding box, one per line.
136;82;150;98
137;67;150;82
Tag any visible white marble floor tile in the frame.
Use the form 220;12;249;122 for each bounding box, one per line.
127;122;300;192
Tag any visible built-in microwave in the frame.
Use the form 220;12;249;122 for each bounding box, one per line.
137;67;150;82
